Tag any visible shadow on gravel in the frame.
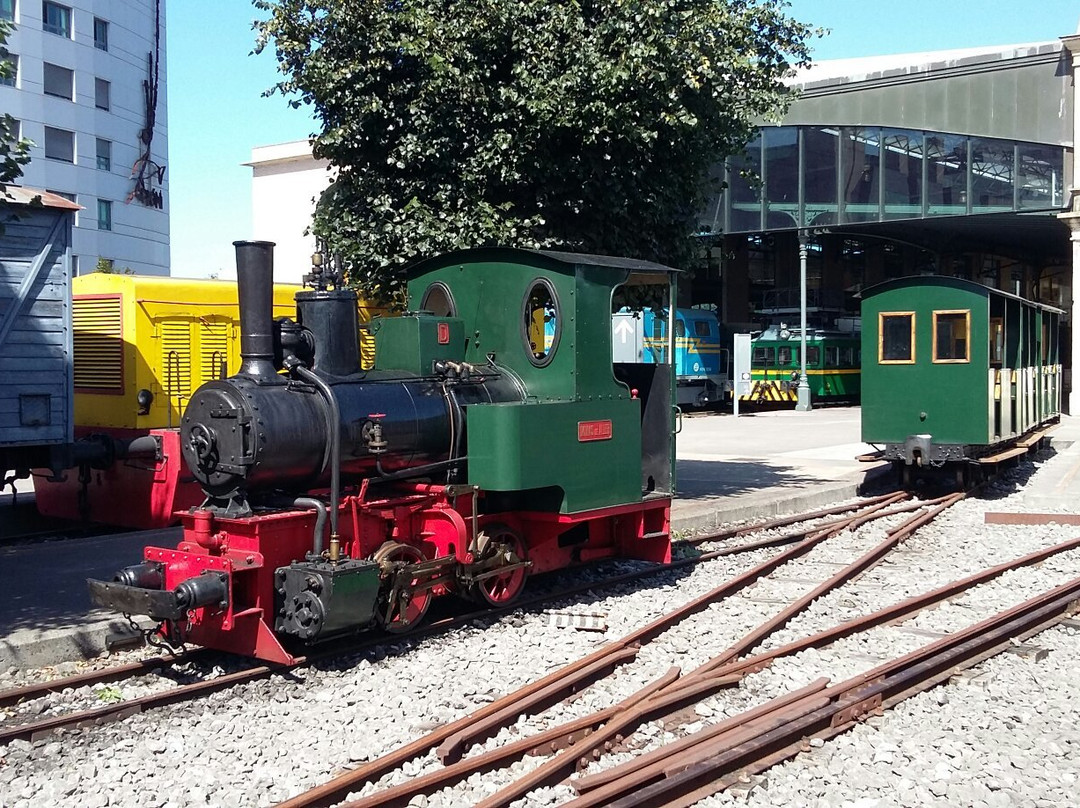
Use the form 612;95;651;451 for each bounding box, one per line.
976;447;1057;502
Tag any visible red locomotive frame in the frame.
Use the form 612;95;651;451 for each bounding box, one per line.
147;483;670;664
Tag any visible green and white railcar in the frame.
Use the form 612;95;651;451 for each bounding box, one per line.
861;276;1061;476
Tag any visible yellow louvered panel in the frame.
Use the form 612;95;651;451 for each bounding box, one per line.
198;320;231;386
73;296;123;391
160;320;192;399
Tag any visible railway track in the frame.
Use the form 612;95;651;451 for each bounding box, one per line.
262;492;1080;808
0;492;910;746
6;481;1080;808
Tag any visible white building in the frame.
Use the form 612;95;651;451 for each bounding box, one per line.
1;0;169;276
245;139;330;283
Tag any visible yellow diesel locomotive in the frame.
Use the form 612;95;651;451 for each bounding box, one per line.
34;274;383;528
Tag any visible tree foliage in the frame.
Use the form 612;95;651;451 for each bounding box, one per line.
254;0;816;299
0;20;32;200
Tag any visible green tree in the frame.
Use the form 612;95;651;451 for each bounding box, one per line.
255;0;816;299
0;19;31;199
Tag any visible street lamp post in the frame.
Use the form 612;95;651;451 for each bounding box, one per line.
795;230;812;412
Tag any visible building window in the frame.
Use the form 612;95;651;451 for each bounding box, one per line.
0;0;14;22
933;310;970;363
43;126;74;162
95;77;110;110
43;62;73;100
97;199;112;231
0;48;15;87
96;137;111;171
879;312;915;364
42;1;71;37
93;17;108;51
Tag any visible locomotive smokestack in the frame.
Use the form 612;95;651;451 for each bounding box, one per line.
233;240;278;380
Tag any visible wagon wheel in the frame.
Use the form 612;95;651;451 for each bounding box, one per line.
372;541;431;634
468;525;529;607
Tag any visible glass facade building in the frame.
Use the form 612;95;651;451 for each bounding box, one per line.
704;125;1066;235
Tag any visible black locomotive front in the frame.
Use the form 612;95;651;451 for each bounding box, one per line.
180;241;524;512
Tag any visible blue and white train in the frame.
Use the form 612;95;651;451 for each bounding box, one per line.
610;308;730;407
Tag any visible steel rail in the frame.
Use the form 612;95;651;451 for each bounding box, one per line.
320;496;920;808
568;682;833;806
340;670;749;808
278;500;900;808
332;492;1055;808
672;491;964;688
0;656;292;744
575;532;1080;799
597;575;1080;808
0;648;212;709
684;491;903;545
0;494;868;747
0;494;900;725
470;494;961;808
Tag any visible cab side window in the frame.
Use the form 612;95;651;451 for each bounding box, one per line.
933;310;970;363
522;279;560;366
880;312;915;363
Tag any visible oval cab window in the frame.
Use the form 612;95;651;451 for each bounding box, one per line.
522;279;560;367
419;282;457;317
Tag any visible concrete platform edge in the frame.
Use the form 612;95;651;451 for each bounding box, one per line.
670;479;864;535
0;616;154;672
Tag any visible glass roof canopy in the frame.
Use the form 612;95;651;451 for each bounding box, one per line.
701;125;1066;236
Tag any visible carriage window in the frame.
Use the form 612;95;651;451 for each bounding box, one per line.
522;278;560;366
825;346;839;367
752;346;773;367
694;320;711;337
675;319;686;338
879;312;914;363
933;310;969;363
989;317;1004;367
419;282;457;317
807;346;821;365
777;346;798;365
840;347;854;366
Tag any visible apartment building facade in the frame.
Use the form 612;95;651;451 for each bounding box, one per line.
1;0;169;275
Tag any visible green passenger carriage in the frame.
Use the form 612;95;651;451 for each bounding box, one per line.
861;276;1061;479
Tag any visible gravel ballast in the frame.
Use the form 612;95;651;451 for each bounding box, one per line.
2;453;1079;808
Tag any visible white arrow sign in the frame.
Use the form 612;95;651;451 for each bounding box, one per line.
613;318;635;344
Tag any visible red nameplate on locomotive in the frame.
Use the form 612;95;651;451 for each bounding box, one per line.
577;420;613;442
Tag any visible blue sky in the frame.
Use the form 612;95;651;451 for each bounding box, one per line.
167;0;1080;277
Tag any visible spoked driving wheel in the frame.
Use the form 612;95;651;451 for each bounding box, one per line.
372;541;431;634
467;525;529;607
